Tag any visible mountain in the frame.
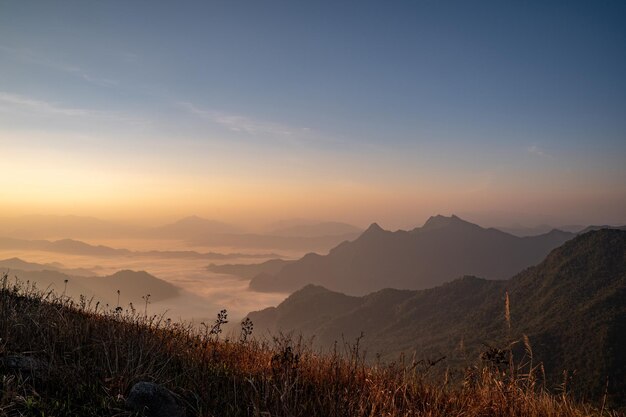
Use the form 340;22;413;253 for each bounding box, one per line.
249;215;576;295
80;270;179;303
0;214;241;241
498;224;586;237
269;222;362;238
0;236;132;256
5;266;179;305
578;224;626;234
0;237;279;260
0;257;60;271
206;259;294;280
248;229;626;404
148;215;241;239
0;257;97;276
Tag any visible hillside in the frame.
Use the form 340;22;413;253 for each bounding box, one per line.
248;229;626;405
0;273;620;416
249;215;575;294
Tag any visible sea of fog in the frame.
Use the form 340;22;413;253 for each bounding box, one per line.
0;238;293;324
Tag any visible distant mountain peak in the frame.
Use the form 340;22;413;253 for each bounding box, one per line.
155;215;240;236
362;222;385;236
109;269;150;277
422;214;471;229
297;284;332;294
545;228;569;236
175;215;208;224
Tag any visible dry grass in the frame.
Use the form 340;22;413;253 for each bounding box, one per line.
0;273;621;417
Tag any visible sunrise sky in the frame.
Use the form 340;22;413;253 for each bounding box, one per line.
1;1;625;228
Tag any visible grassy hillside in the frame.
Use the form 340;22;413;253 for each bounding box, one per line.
1;274;621;416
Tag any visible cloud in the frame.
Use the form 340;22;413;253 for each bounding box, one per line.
0;92;95;117
0;92;144;125
527;145;552;159
0;44;118;87
176;101;310;138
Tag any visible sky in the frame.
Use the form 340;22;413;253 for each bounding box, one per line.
1;0;625;229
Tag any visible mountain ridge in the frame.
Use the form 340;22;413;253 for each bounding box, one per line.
248;229;626;403
0;236;279;260
249;215;578;294
1;258;180;305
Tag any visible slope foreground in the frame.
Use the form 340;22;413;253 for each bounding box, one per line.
1;273;621;416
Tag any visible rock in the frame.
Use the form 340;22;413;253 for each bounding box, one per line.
126;381;185;417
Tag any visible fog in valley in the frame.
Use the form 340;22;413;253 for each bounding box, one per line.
3;213;622;325
0;215;363;323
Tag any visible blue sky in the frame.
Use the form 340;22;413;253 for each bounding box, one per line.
0;0;625;227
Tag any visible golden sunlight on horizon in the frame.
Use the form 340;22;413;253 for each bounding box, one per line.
2;173;623;230
3;125;625;229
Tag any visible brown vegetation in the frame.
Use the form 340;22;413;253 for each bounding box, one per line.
0;273;621;417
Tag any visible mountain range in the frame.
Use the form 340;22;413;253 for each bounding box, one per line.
146;215;242;238
248;229;626;404
497;224;585;237
0;258;179;306
0;214;238;240
0;257;99;276
249;215;578;294
0;215;362;240
0;215;362;253
0;236;278;260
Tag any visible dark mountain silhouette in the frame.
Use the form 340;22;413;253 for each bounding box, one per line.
249;215;576;295
248;229;626;403
206;259;294;280
0;237;279;260
269;222;362;238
